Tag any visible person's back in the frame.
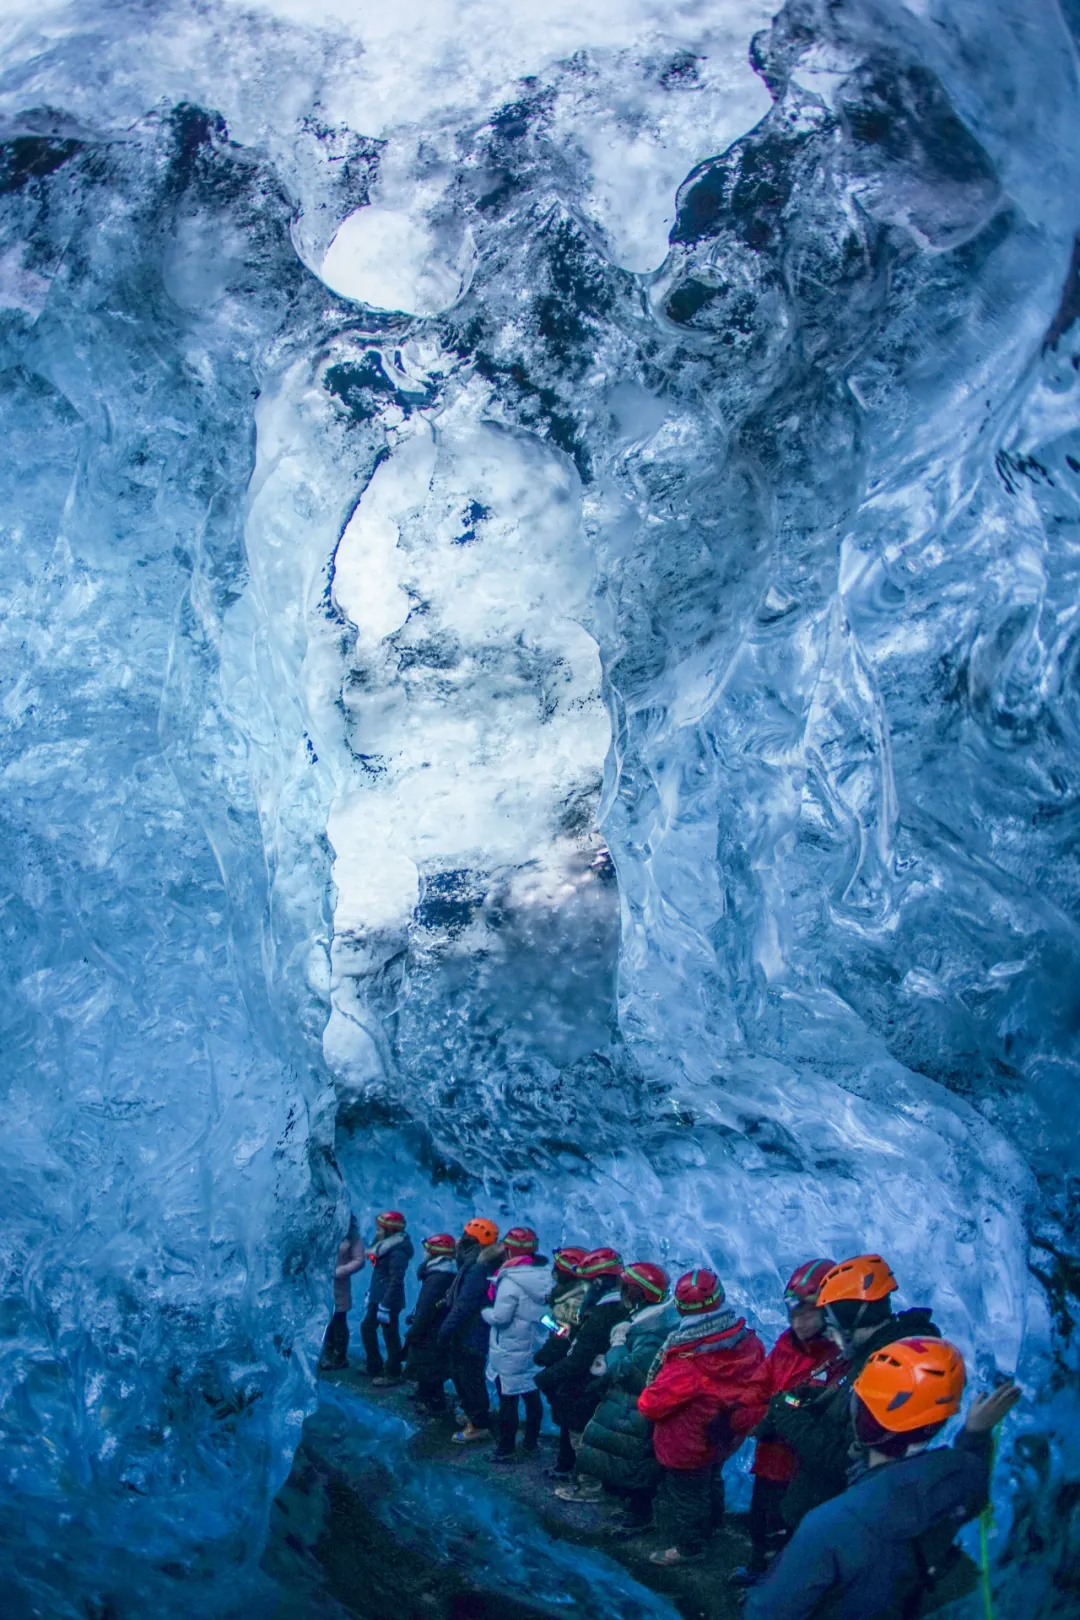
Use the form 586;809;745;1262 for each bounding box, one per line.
362;1211;414;1384
764;1255;940;1527
404;1233;457;1413
483;1229;551;1460
746;1339;1019;1620
637;1269;766;1567
573;1262;676;1527
535;1248;628;1481
438;1217;502;1442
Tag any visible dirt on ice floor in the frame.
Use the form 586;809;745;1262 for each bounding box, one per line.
263;1363;752;1620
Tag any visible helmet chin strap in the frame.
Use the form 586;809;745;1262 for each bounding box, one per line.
825;1300;872;1357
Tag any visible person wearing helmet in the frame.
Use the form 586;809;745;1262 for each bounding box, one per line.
761;1253;940;1529
745;1343;1020;1620
403;1234;457;1415
481;1227;551;1462
729;1259;843;1584
362;1211;414;1385
535;1247;630;1484
569;1263;677;1531
549;1247;591;1333
437;1217;501;1443
637;1269;765;1566
319;1213;366;1372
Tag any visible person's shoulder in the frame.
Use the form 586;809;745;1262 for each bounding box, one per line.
893;1306;939;1337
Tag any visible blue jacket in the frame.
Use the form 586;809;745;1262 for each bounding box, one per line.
367;1232;414;1315
438;1244;499;1357
745;1430;992;1620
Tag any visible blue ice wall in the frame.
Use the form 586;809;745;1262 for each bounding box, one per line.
0;0;1078;1615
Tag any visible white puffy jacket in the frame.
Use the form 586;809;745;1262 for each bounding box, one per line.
481;1259;552;1395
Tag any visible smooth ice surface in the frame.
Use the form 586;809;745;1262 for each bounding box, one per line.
1;0;1080;1615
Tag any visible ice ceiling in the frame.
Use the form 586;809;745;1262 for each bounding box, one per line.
0;0;1078;1614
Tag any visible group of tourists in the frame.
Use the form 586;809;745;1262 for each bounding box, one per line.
320;1212;1019;1619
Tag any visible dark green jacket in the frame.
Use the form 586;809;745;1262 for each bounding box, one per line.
762;1307;940;1528
576;1299;680;1491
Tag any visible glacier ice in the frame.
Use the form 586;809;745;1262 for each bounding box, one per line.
0;0;1079;1614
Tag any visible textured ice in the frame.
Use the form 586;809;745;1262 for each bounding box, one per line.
1;0;1079;1614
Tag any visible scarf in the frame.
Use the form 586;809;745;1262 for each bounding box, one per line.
646;1308;743;1385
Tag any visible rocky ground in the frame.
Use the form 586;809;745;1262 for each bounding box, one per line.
262;1364;753;1619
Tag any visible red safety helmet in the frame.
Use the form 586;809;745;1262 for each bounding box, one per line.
422;1233;456;1257
553;1246;588;1277
674;1268;725;1315
504;1226;538;1257
784;1258;836;1307
578;1247;624;1281
375;1210;406;1232
621;1262;670;1304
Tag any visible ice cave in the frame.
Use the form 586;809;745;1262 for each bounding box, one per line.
0;0;1077;1614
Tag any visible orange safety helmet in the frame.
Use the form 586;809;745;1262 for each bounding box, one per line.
463;1216;499;1247
854;1337;966;1433
818;1254;898;1308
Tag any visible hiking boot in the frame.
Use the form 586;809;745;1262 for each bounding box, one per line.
489;1451;520;1465
554;1478;603;1503
649;1547;705;1567
451;1424;489;1445
372;1374;403;1388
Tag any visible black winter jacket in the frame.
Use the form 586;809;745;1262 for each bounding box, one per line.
367;1232;414;1316
404;1256;455;1383
534;1288;630;1432
762;1307;941;1527
438;1243;500;1357
745;1429;992;1620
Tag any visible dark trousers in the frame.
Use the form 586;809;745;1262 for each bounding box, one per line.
322;1310;349;1365
452;1348;490;1427
619;1485;657;1526
659;1463;726;1554
556;1424;577;1473
749;1475;790;1570
496;1388;542;1455
415;1376;447;1412
360;1304;403;1376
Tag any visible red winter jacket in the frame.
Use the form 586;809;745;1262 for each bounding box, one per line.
637;1317;765;1471
732;1327;844;1482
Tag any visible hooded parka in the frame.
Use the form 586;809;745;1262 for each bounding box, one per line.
576;1298;680;1491
481;1255;551;1395
403;1254;456;1385
367;1231;414;1315
637;1310;765;1471
438;1242;501;1357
